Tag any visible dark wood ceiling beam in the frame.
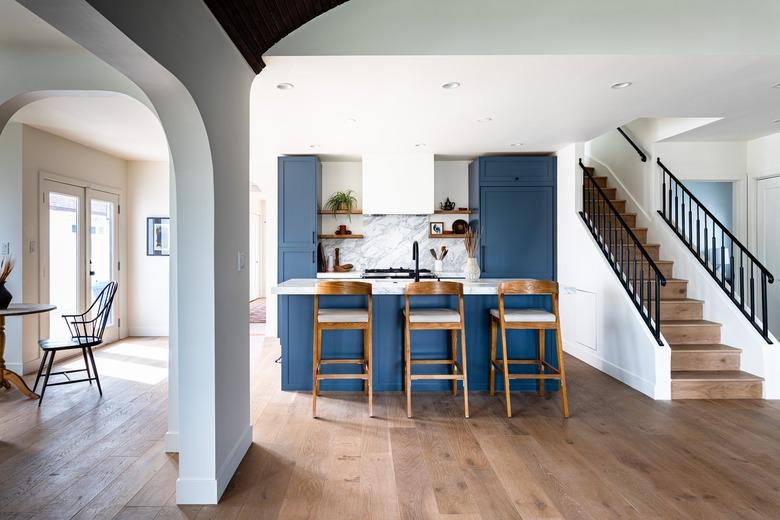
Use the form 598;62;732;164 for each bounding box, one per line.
204;0;347;73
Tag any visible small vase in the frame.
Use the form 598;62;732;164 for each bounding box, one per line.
464;257;480;281
433;260;443;273
0;282;12;310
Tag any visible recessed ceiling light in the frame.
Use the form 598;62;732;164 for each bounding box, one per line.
477;117;493;123
414;143;426;148
308;144;317;148
510;143;524;147
441;82;461;89
276;82;294;90
610;82;632;89
344;117;358;124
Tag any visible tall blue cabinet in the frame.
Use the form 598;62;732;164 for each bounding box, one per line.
278;156;321;390
468;156;557;279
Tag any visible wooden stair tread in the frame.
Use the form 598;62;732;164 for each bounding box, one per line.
670;344;741;352
671;370;763;382
661;298;703;303
662;320;721;327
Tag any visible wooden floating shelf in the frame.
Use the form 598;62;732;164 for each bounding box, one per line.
318;209;363;215
318;234;365;239
429;233;467;239
433;209;472;214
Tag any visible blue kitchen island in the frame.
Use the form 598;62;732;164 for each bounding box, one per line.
273;278;561;393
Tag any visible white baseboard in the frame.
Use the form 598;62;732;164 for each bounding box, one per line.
175;424;252;504
165;431;179;453
128;327;169;337
564;339;660;399
216;424;252;499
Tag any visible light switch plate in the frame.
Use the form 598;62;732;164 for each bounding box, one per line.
237;251;246;272
0;242;9;255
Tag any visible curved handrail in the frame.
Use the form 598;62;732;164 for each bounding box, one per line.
617;127;648;162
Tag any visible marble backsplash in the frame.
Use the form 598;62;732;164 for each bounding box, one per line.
321;215;468;272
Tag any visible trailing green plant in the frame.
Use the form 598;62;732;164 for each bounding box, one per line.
324;190;358;221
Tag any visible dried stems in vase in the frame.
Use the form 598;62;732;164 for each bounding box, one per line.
0;256;14;283
464;230;479;258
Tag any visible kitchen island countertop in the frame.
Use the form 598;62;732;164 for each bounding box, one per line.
273;278;520;295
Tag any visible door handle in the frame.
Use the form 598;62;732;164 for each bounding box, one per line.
90;271;96;276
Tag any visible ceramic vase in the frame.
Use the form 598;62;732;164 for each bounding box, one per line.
0;282;12;310
464;257;480;281
433;259;443;273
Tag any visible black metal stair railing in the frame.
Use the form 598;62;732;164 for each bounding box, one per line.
578;159;666;345
657;158;775;343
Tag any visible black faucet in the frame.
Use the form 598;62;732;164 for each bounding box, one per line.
412;241;420;282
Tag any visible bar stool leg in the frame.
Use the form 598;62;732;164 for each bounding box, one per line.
555;324;570;418
538;329;546;397
500;321;512;418
459;325;469;418
405;322;412;418
366;326;373;417
362;328;368;396
450;329;458;396
489;319;497;396
312;325;320;418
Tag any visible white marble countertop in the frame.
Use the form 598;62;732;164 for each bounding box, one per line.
316;271;465;279
273;278;516;295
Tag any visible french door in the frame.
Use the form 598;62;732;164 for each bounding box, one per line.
41;179;120;343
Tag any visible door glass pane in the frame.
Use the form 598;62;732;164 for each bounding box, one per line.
90;198;115;324
49;192;80;339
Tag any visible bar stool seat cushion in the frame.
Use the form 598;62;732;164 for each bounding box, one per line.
490;308;556;323
317;308;369;323
404;308;461;323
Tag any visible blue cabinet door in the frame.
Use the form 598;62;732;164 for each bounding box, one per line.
480;185;556;279
278;156;320;249
479;156;554;186
278;248;316;282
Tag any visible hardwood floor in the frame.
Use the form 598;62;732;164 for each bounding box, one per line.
1;336;780;519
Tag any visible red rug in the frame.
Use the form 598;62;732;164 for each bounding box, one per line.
249;298;266;323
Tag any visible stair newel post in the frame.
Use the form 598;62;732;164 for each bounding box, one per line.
761;271;769;339
661;167;666;220
655;273;662;341
667;172;673;220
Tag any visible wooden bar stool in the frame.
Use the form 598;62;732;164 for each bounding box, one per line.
403;281;469;418
489;280;569;418
312;281;373;418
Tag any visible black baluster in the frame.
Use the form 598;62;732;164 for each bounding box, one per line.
761;271;769;339
640;267;645;317
688;195;693;247
720;229;726;286
662;170;667;219
704;216;709;266
712;233;717;277
674;183;679;231
739;252;745;312
655;272;661;341
696;207;701;259
681;197;686;243
729;242;735;297
750;261;756;322
668;175;673;220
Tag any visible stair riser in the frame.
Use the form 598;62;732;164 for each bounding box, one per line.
661;301;703;321
661;281;688;299
615;228;648;243
672;380;762;399
662;324;721;344
671;351;741;371
592;213;637;228
591;176;608;188
610;245;660;262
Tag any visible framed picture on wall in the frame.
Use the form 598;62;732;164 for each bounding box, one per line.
429;221;444;236
147;217;170;256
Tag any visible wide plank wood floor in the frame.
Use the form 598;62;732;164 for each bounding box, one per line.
1;334;780;519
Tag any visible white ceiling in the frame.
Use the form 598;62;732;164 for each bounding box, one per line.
12;96;169;161
251;54;780;161
0;0;78;48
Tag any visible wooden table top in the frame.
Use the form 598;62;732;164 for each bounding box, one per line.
0;304;56;317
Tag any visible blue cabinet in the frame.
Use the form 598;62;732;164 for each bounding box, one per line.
469;156;556;279
277;156;321;282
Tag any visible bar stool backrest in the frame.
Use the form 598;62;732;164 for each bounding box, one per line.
498;280;559;323
405;281;463;296
315;281;372;295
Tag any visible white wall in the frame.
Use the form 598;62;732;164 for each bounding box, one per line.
556;143;671;399
0;123;24;371
127;160;169;336
18;125;129;372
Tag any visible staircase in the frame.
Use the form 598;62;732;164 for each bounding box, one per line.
583;166;764;399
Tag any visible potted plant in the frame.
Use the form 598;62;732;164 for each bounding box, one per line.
0;256;14;310
325;190;358;221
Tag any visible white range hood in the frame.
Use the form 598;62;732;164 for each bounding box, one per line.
362;153;434;214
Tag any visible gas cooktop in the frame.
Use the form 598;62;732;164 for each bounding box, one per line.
361;267;437;280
